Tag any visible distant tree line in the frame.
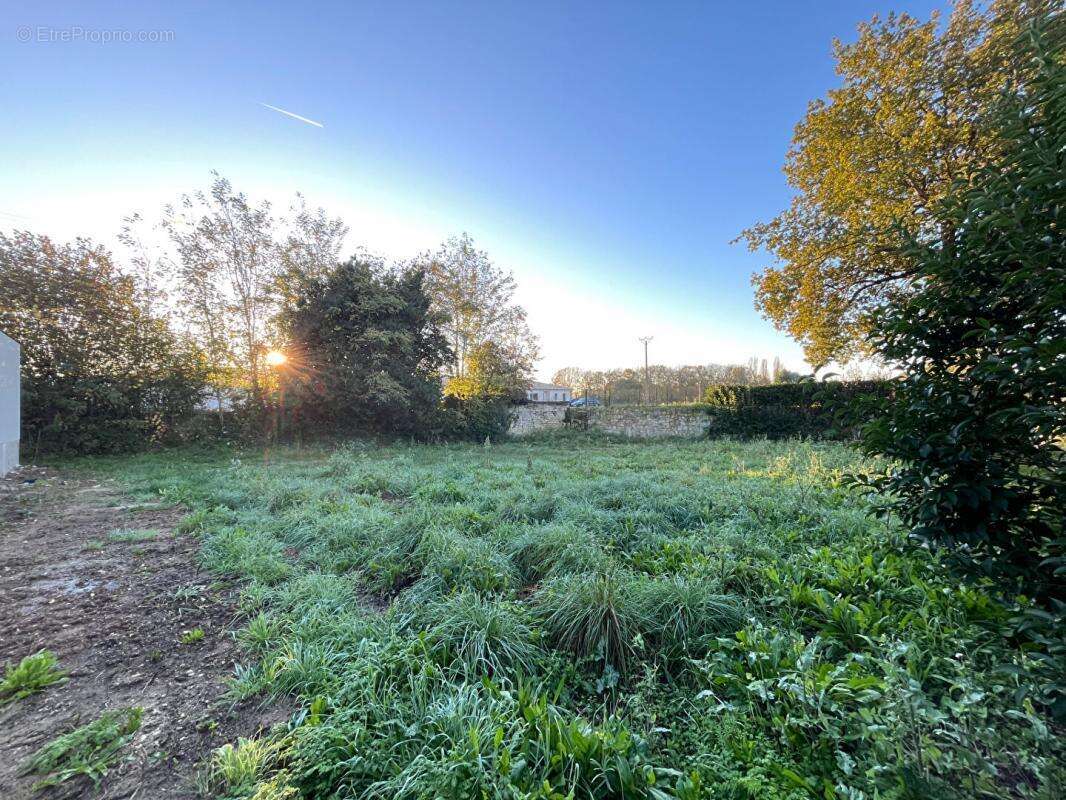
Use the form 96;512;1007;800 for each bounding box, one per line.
0;176;538;453
552;357;802;405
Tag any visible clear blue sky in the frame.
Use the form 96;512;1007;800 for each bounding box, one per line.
2;1;945;378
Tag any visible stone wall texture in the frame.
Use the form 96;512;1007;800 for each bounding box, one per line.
508;403;709;439
509;403;569;435
585;406;710;438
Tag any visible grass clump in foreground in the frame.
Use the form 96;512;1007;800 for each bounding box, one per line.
0;650;66;705
87;438;1066;799
19;707;142;790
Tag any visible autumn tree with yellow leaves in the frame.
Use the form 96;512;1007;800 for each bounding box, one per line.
741;0;1056;367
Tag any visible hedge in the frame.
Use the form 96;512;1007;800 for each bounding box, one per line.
701;380;893;439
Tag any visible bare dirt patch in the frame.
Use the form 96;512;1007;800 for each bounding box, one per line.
0;467;283;799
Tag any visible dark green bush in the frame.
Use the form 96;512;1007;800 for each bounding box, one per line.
702;380;892;439
1;231;208;455
435;395;515;442
278;259;452;438
857;20;1065;718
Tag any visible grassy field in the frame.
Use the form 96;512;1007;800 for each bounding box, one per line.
90;435;1062;799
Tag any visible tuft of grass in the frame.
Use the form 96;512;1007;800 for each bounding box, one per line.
238;612;281;654
0;650;67;705
534;570;651;674
19;707;142;789
633;573;745;665
200;737;277;797
399;589;540;679
108;527;164;543
171;584;204;603
180;627;206;645
509;524;608;582
415;528;518;594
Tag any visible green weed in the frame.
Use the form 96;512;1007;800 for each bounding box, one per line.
19;707;142;789
0;650;66;705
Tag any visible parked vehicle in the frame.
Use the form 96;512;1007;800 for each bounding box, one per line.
569;396;602;407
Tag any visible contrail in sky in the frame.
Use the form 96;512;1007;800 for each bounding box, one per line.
259;102;324;128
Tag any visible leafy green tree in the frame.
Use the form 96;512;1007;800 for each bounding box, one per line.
443;341;526;401
741;0;1057;366
157;173;346;409
858;19;1065;602
160;173;279;406
0;231;207;453
278;258;452;435
416;234;538;384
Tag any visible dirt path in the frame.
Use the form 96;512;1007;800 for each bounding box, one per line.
0;467;277;799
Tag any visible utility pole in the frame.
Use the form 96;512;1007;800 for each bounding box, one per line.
638;336;653;405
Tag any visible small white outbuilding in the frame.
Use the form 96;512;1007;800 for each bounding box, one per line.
0;331;19;475
526;382;572;403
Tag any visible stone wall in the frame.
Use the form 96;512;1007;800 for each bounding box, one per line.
509;402;569;435
508;403;709;439
585;406;710;438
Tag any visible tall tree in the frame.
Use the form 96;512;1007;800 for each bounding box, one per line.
275;194;350;305
278;259;452;435
157;173;345;407
741;0;1056;367
442;341;525;401
160;173;279;405
416;234;538;386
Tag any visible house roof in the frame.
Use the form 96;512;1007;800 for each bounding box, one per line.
529;381;570;392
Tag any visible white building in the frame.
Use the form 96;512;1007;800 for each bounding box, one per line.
526;381;571;403
0;332;19;475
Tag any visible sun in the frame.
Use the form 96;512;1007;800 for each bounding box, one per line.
265;349;287;367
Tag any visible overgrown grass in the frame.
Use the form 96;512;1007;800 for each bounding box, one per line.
19;707;142;790
0;650;66;705
108;527;164;542
79;438;1066;799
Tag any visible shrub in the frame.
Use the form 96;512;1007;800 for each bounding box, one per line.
702;381;892;439
277;259;452;438
436;395;515;442
857;23;1065;604
856;22;1066;720
0;231;207;454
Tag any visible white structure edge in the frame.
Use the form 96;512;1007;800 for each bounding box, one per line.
0;332;19;475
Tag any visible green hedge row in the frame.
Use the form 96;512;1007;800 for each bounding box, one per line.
701;380;893;439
